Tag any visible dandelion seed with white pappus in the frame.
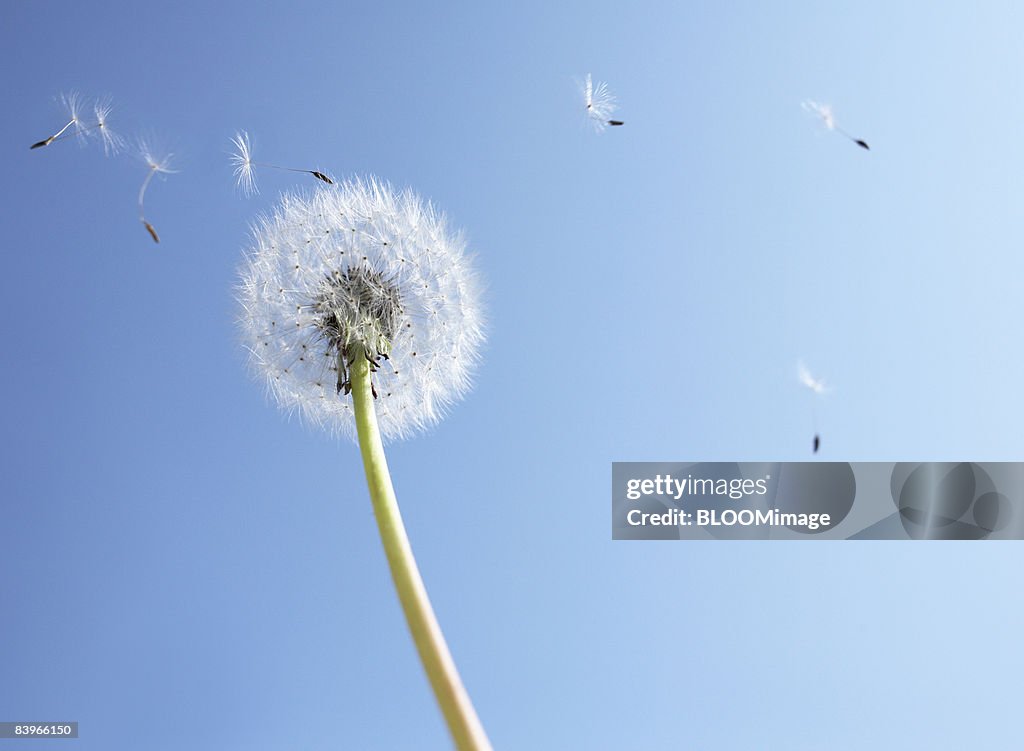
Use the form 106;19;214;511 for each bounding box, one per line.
798;361;829;454
230;130;334;197
581;74;624;131
30;92;88;149
137;141;177;244
802;100;870;150
237;177;490;750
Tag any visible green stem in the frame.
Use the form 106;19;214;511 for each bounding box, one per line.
350;356;493;751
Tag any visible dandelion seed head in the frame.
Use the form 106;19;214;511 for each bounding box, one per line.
802;100;835;130
230;130;258;196
238;177;486;441
580;74;618;132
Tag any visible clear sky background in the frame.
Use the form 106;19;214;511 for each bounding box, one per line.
3;1;1023;748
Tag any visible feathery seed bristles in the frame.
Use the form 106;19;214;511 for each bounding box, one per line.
230;131;258;196
802;100;835;130
58;92;88;144
238;177;486;441
139;139;177;175
63;92;85;123
230;130;336;196
92;97;125;155
798;361;827;395
581;74;621;131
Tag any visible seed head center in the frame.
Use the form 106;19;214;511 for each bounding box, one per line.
311;266;403;395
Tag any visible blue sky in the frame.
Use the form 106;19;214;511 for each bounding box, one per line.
3;1;1023;748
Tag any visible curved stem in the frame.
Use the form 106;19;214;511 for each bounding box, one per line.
350;356;493;751
138;168;155;222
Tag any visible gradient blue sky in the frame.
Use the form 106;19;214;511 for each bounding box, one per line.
3;1;1023;749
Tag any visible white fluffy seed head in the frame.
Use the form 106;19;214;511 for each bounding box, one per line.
237;177;486;442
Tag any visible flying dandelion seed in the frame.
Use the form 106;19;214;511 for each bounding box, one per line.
230;130;334;197
91;97;125;156
802;100;869;150
581;74;623;131
30;92;88;150
137;141;176;244
798;361;828;454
